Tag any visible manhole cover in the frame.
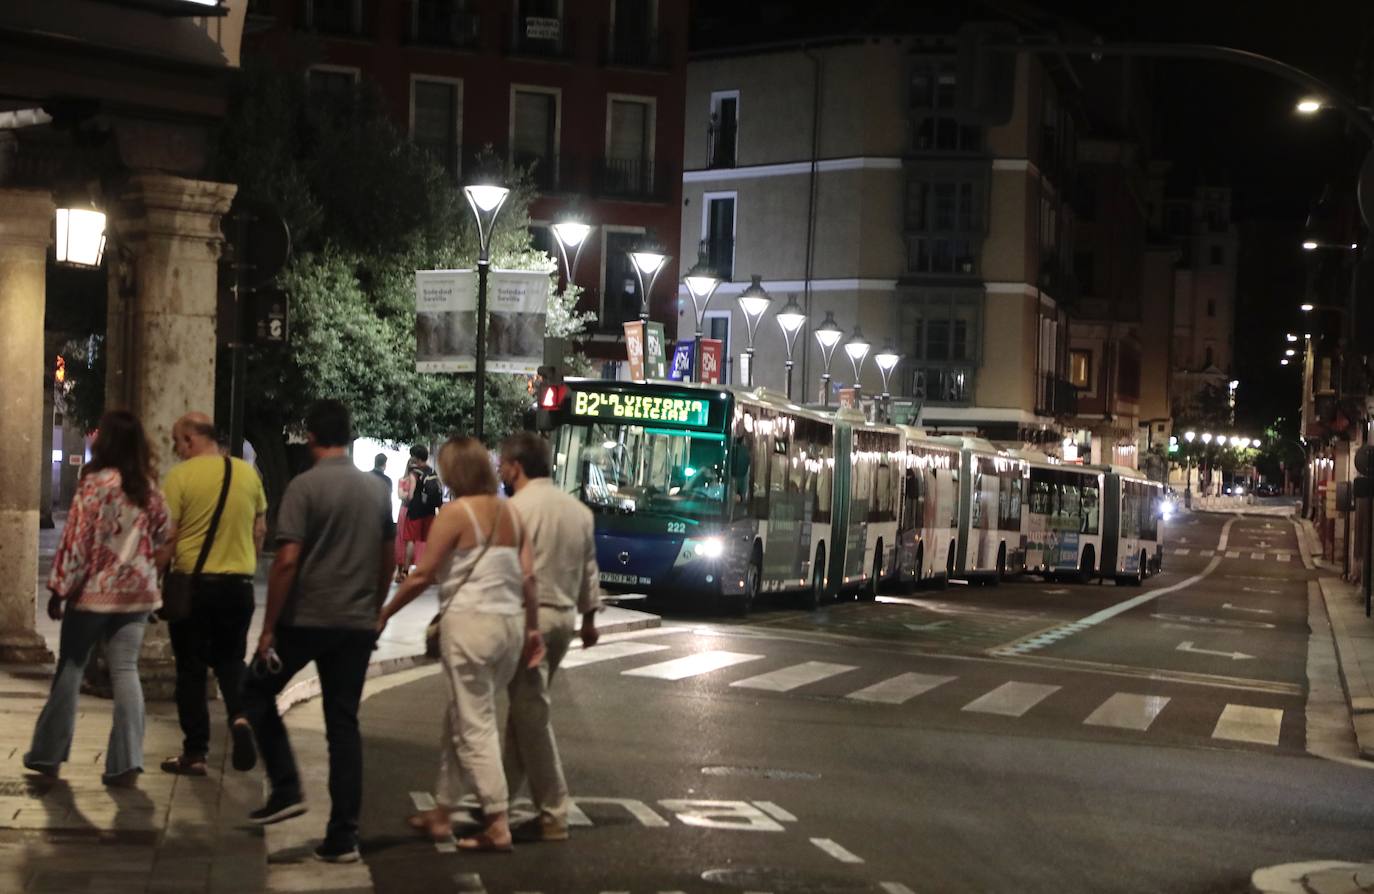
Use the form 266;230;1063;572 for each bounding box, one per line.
703;867;869;892
700;766;820;781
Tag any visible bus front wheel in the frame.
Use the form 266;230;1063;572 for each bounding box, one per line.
738;547;762;616
991;544;1006;586
1078;546;1096;585
860;543;882;602
804;545;826;610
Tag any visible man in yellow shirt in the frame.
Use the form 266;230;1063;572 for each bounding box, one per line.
160;412;268;777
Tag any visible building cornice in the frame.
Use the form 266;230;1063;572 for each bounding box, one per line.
683;157;902;183
676;277;897;296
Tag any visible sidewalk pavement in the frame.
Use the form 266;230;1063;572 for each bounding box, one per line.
3;531;659;893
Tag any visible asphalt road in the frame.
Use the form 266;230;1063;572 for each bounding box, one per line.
350;509;1373;894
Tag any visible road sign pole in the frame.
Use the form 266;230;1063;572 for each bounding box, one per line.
228;209;248;459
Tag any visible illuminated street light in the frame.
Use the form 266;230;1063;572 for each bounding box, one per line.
814;311;843;407
774;293;807;399
1184;430;1196;443
1301;303;1314;312
1252;438;1262;448
627;244;670;323
1286;348;1296;356
736;275;773;388
463;182;510;442
1296;98;1324;114
54;206;106;267
1202;433;1213;444
874;342;901;420
844;327;871;400
1302;240;1319;251
1286;333;1298;342
551;217;594;298
1281;358;1291;366
681;247;722;380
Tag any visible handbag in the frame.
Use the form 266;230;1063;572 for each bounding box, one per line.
424;503;499;659
161;457;233;623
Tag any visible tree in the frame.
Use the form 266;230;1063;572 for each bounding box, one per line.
214;57;591;505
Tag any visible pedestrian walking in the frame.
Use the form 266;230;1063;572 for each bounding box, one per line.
498;432;601;843
159;412;268;777
378;436;544;852
398;445;442;577
240;399;395;864
370;453;393;502
394;456;417;582
25;410;170;786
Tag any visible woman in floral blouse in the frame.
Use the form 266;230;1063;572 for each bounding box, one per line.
25;410;170;786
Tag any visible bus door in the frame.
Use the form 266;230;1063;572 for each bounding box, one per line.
828;424;856;591
762;413;805;588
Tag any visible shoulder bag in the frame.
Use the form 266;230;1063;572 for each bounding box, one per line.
161;457;233;623
424;502;500;658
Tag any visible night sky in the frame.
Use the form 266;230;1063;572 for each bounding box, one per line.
692;0;1374;433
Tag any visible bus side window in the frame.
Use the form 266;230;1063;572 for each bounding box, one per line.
815;426;833;520
752;413;770;517
730;423;753;520
1082;483;1100;535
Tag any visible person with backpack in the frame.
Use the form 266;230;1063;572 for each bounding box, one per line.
399;445;443;577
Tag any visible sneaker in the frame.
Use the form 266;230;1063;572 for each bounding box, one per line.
512;814;569;843
313;842;361;863
230;720;257;772
248;792;307;826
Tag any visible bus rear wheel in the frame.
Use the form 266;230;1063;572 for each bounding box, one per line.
860;544;882;602
991;544;1006;586
804;545;826;611
1078;546;1095;585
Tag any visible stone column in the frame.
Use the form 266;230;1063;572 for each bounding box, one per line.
0;188;56;663
105;174;236;698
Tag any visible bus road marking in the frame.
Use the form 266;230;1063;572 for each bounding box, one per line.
753;801;797;822
810;837;865;863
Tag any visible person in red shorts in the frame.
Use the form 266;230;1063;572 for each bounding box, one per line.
399;445;442;576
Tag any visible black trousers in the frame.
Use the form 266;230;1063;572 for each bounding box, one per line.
241;625;374;848
168;577;255;758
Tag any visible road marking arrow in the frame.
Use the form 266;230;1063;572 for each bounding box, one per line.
1222;603;1275;615
1176;641;1255;660
905;620;951;632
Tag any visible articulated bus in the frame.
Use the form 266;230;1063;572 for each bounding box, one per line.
1016;453;1105;582
890;428;961;589
1100;466;1165;585
540;379;900;613
952;438;1029;583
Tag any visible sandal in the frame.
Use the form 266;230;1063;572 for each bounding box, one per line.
455;833;513;853
160;754;207;776
406;809;452;842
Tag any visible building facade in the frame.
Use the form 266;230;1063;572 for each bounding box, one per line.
245;0;688;341
678;36;1079;446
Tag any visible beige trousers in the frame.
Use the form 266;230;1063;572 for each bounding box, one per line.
504;605;575;822
436;611;523;812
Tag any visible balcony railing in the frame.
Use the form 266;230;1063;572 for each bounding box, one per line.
706;120;736;169
505;14;573;59
601;28;670;69
910;365;974;405
409;3;480;49
596;156;666;201
1036;372;1078;417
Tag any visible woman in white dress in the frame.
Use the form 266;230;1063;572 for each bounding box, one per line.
378;436;544;851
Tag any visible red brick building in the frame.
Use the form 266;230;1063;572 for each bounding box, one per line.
244;0;687;347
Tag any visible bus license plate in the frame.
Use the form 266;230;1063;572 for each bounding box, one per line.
600;572;644;585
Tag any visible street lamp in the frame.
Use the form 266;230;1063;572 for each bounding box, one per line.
1286;348;1296;356
1281;357;1291;366
775;293;807;399
464;182;510;442
1302;239;1360;250
1252;438;1262;448
1286;333;1298;342
627;243;670;323
874;342;900;422
551;218;594;291
1202;432;1213;444
1184;430;1196;442
54;205;107;267
1300;302;1315;312
814;311;843;407
1297;98;1324;114
682;246;722;380
736;275;772;388
844;326;871;401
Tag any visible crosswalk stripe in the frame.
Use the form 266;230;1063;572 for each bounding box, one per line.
962;681;1060;717
1277;552;1291;562
1174;548;1191;555
623;650;764;680
1225;550;1240;559
880;885;917;894
730;661;857;692
1212;704;1283;746
562;641;671;669
1083;693;1170;731
845;672;955;705
1250;552;1265;560
811;837;865;863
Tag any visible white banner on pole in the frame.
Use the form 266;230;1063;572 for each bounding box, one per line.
415;268;550;375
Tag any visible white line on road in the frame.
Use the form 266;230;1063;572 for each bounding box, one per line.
1174;548;1192;555
880;885;917;894
1250;552;1265;560
730;661;857;692
753;801;797;822
962;681;1061;717
562;641;670;669
623;650;763;680
846;672;956;704
1225;551;1241;559
1242;586;1282;595
1177;641;1255;660
1223;603;1275;615
1213;704;1284;746
1083;693;1171;731
1277;552;1292;562
811;838;865;863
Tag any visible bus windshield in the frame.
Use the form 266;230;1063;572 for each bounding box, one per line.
556;422;728;521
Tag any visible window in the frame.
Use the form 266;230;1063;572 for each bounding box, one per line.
1074;251;1094;293
411;77;461;176
411;0;479;48
604;96;654;197
610;0;658;66
904;175;984;275
1210;244;1225;265
514;0;563;55
1204;346;1214;367
601;229;643;326
1206;299;1216;318
901;291;981;363
909;64;981;152
702;193;735;280
528;224;555;261
708;91;738;169
511;87;559;191
304;0;360;33
307;67;358;105
1069;349;1092;389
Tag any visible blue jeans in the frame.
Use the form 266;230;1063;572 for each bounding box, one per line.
26;609;148;782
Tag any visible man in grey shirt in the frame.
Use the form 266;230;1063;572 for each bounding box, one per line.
240;399;395;864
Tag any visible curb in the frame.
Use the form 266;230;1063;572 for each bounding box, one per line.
1253;861;1373;894
1316;576;1374;763
276;613;661;715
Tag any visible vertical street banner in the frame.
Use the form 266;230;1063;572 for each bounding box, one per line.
623;321;646;380
698;338;723;384
415;269;476;372
644;322;667;379
669;340;695;381
486;269;550;374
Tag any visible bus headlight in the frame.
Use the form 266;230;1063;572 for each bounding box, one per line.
699;538;724;558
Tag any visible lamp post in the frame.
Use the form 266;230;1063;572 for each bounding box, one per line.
844;326;870;402
775;293;807;400
54;205;107;268
627;243;670;323
551;218;594;292
682;246;722;380
874;342;900;421
464;183;510;442
736;274;772;388
814;311;843;407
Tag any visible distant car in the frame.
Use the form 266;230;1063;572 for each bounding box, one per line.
1255;482;1280;497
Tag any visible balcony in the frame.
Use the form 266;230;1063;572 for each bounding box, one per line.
911;365;974;405
505;14;573;60
409;3;480;50
1036;373;1078;417
596;157;667;202
706;120;736;169
601;28;670;69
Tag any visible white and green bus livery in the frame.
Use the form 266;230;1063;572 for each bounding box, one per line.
1099;465;1165;585
1016;453;1104;581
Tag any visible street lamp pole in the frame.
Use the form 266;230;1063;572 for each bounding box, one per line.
814;311;843;407
736;275;773;389
464;183;510;443
775;293;807;400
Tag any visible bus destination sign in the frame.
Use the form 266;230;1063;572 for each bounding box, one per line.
571;390;711;427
